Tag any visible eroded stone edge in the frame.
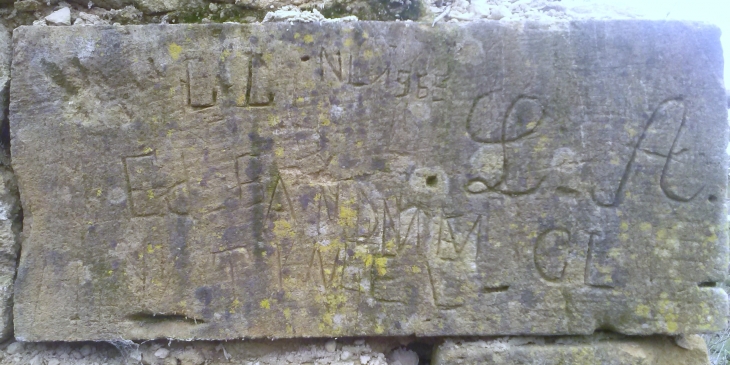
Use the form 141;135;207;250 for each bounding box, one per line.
432;335;712;365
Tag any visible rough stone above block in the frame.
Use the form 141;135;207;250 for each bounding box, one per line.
9;21;729;341
432;335;711;365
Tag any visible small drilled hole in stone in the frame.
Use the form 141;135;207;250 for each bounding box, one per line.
300;55;310;62
709;195;718;202
426;175;438;187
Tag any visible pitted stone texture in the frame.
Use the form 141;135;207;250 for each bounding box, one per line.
0;23;18;343
0;338;398;365
432;335;711;365
9;21;728;341
0;167;21;342
0;23;9;132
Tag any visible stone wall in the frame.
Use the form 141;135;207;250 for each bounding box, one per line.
0;1;723;364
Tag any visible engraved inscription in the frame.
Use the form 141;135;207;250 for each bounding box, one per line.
123;151;188;216
248;53;275;106
188;59;217;107
466;95;546;194
13;24;726;341
592;98;703;206
534;228;571;282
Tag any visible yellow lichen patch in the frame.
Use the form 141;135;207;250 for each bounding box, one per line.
168;43;182;61
286;324;293;334
332;266;344;288
635;304;651;317
273;219;296;238
658;298;679;332
534;135;550;153
595;264;614;281
385;239;396;252
338;202;357;228
620;221;629;231
230;298;241;313
320;238;344;254
143;147;154;154
375;257;388;276
667;318;679;332
317;292;348;331
319;112;331;126
260;299;271;309
411;265;421;274
166;129;174;138
303;34;314;43
375;324;384;334
147;190;155;200
705;228;718;244
220;49;231;61
354;246;373;268
322;312;334;326
283;308;292;320
607;248;621;259
236;94;246;106
96;188;102;197
344;38;353;47
364;254;374;267
275;147;284;157
639;222;652;232
624;123;637;138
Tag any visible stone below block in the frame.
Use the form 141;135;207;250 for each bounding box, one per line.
9;21;729;341
432;335;711;365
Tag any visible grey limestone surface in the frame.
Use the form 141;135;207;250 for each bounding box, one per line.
8;21;729;341
0;21;20;343
432;335;712;365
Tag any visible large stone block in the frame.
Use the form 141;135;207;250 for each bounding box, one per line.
9;21;728;341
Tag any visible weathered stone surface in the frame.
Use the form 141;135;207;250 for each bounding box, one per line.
0;23;19;343
0;23;9;143
0;167;21;343
9;21;728;341
432;335;711;364
0;337;407;364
